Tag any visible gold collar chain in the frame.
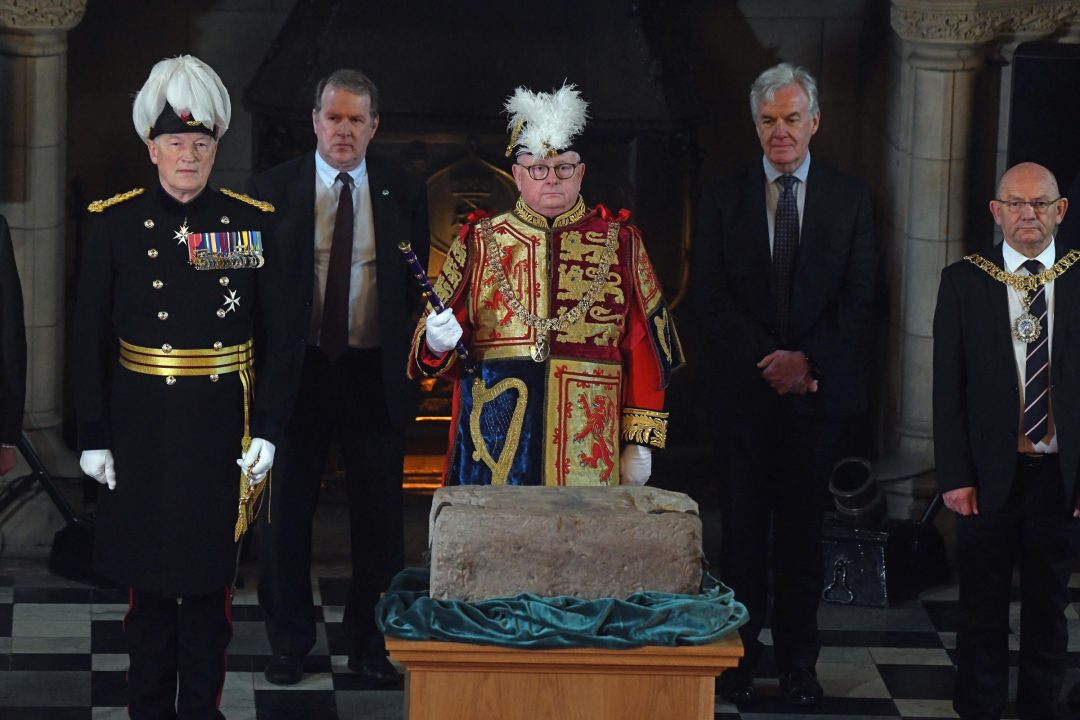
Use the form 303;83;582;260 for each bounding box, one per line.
965;249;1080;343
479;217;619;361
964;249;1080;294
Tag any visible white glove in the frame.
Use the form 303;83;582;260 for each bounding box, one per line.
619;444;652;486
425;308;463;354
237;438;275;485
80;449;116;490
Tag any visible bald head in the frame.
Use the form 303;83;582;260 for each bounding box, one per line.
991;162;1068;259
996;162;1060;200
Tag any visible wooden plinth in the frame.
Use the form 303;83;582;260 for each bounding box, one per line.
386;634;743;720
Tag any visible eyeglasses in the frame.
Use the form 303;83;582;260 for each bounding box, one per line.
518;162;581;181
995;198;1062;214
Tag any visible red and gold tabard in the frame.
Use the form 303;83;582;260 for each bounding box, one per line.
409;196;684;486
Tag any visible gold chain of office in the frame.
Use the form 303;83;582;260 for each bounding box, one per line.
964;249;1080;294
478;217;620;362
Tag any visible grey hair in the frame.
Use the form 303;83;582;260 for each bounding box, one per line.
749;63;819;120
314;69;380;117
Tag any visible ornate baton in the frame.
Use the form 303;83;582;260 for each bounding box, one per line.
398;242;478;375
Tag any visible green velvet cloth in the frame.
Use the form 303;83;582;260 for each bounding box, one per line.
375;567;747;649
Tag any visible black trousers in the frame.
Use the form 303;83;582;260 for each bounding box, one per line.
125;586;231;720
258;346;405;658
717;400;847;676
954;455;1080;720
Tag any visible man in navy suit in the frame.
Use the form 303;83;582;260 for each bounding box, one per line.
248;69;429;686
693;62;877;707
934;162;1078;720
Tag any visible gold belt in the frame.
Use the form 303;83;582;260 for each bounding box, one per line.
117;338;264;541
119;338;253;377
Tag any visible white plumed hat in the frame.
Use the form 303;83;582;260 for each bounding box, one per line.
504;82;588;158
132;55;231;141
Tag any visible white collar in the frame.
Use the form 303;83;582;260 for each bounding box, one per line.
1002;238;1056;274
763;152;811;184
314;151;366;189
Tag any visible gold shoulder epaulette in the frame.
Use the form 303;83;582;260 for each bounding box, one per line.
220;188;275;213
87;188;144;213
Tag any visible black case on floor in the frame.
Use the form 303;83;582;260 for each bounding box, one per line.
822;494;950;607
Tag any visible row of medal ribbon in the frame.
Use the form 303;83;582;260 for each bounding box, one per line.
186;230;265;270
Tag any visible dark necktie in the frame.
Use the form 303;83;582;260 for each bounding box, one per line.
321;171;354;360
772;174;799;344
1022;259;1050;444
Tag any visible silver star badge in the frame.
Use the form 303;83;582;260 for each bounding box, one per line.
222;289;241;314
174;220;191;246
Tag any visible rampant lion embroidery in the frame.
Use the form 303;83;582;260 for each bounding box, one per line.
482;244;527;327
573;393;617;484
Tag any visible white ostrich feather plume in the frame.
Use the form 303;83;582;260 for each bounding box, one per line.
132;55;231;141
504;82;588;158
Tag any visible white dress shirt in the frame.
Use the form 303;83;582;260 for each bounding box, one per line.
311;151;380;349
1002;238;1057;453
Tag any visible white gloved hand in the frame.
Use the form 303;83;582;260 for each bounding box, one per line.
80;449;117;490
619;444;652;486
237;438;276;485
425;308;463;354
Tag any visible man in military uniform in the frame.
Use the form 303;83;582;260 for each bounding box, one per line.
74;55;302;719
409;84;683;486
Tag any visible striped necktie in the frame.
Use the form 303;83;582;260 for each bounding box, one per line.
1021;259;1050;444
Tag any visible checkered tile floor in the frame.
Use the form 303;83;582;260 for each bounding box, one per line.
3;559;1079;719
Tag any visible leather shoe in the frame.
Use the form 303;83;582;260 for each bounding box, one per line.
716;667;754;704
348;649;400;685
780;668;823;706
263;654;304;685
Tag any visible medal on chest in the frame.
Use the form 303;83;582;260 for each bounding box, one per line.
530;331;550;362
1012;292;1041;344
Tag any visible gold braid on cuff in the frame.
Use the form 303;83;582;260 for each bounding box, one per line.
620;408;669;449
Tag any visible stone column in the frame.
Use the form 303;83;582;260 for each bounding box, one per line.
884;0;1080;518
0;0;86;548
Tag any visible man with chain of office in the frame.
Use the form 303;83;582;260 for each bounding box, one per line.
408;83;684;486
74;56;303;719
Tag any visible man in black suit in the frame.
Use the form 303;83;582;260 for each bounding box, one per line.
693;62;877;707
249;69;429;686
934;162;1078;720
0;214;25;476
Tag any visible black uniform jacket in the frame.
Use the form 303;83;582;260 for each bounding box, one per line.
247;151;430;428
0;215;26;445
74;184;304;594
693;159;878;419
933;242;1080;515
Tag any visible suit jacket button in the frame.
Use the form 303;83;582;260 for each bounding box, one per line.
165;376;177;386
216;308;227;318
157;311;169;321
